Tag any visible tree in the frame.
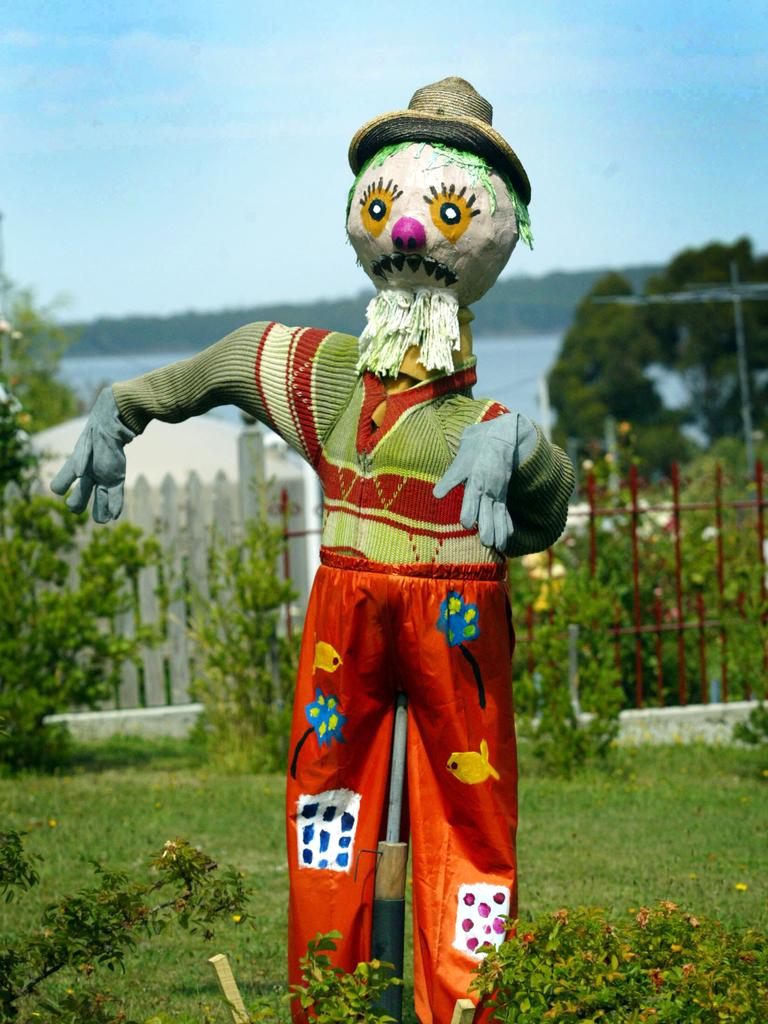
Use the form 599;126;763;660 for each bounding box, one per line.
643;237;768;444
1;282;81;432
549;272;692;474
0;381;37;493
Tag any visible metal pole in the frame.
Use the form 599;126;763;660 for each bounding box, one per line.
386;693;409;843
566;437;580;499
604;415;619;492
371;692;408;1021
567;624;581;716
730;261;755;478
537;375;552;441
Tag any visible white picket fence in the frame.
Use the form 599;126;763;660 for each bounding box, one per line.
9;427;315;712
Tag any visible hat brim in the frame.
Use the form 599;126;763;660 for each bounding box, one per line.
348;109;531;206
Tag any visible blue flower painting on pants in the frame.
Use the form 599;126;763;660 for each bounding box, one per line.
437;591;486;709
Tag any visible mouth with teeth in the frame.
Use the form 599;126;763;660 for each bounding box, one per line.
371;251;458;286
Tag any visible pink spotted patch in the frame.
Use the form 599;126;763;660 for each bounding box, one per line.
453;883;512;960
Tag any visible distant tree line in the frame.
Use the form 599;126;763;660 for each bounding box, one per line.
549;237;768;476
65;265;660;355
6;239;766;482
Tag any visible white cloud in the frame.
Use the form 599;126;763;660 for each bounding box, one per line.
0;29;40;47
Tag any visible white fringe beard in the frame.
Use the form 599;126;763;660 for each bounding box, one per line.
356;288;460;378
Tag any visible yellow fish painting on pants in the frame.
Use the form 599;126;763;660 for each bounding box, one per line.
446;739;500;784
312;640;343;675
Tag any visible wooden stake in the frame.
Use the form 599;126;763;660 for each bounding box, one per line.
450;998;476;1024
374;841;408;899
208;953;249;1024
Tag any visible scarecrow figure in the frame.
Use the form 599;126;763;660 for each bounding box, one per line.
52;78;573;1023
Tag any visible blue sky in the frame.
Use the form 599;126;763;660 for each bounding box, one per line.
2;0;767;320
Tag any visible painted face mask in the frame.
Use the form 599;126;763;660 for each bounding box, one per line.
347;142;523;377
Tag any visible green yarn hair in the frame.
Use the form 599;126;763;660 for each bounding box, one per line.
347;140;533;249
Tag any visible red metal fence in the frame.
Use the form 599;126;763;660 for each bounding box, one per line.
278;460;768;710
515;460;767;709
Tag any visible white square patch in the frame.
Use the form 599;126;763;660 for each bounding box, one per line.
296;788;361;872
453;882;511;958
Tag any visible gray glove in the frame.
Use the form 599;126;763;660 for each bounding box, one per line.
50;387;135;523
433;412;537;552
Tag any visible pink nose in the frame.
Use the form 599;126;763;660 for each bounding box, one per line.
391;216;427;251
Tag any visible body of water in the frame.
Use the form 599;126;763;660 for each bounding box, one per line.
58;332;564;428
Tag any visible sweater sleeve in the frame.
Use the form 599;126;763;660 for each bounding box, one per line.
505;426;575;557
112;321;360;466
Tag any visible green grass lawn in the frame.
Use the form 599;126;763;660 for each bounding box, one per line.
2;739;767;1023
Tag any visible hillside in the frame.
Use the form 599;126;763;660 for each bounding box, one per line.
66;264;659;355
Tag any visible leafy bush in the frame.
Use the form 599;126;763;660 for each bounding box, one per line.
0;830;251;1023
472;903;768;1022
513;562;622;776
189;517;299;773
510;445;768;715
0;494;160;770
0;381;37;493
733;701;768;746
289;932;400;1023
1;285;81;432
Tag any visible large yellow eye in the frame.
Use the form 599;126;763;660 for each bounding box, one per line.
359;177;403;237
424;183;481;243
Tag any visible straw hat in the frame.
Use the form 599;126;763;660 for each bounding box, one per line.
348;76;531;206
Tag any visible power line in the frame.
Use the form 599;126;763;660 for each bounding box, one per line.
593;265;768;476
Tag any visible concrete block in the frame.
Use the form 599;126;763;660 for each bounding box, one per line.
44;703;204;740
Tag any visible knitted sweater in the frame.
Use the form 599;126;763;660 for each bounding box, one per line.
113;321;574;567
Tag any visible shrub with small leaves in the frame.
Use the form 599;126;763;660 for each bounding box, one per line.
189;516;299;773
514;564;623;776
0;831;40;900
472;902;768;1022
733;701;768;746
0;830;251;1023
0;494;161;770
0;381;37;493
290;932;400;1023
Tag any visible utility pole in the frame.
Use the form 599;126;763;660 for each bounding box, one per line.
730;261;755;477
594;277;768;478
537;374;552;441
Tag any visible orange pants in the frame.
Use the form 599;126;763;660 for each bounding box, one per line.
286;555;517;1024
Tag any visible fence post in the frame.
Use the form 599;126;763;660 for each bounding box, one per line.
160;474;191;705
587;471;597;577
132;474;165;706
116;486;140;708
187;472;210;604
567;623;581;716
670;463;688;705
714;464;729;702
238;420;266;523
755;459;767;688
212;469;234;540
280;487;293;641
629;465;644;707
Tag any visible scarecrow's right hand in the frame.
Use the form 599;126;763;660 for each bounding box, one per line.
50;387;136;523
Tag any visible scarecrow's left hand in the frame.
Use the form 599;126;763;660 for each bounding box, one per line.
433;412;536;552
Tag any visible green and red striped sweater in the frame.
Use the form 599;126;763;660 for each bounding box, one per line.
113;321;573;567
